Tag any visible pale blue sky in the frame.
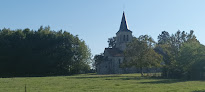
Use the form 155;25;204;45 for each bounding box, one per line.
1;0;205;56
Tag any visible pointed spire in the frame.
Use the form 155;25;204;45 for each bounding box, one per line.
119;11;129;31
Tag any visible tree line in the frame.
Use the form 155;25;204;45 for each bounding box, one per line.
95;30;205;80
0;26;91;77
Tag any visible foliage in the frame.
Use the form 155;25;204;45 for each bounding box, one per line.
176;41;205;80
107;37;116;48
124;35;163;76
93;53;104;70
158;31;170;44
0;26;91;77
156;30;205;80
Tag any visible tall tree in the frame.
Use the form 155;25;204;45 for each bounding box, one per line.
156;30;201;78
124;35;163;76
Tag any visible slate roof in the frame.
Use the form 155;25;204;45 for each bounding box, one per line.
117;11;132;33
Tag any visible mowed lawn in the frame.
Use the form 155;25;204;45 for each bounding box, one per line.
0;73;204;92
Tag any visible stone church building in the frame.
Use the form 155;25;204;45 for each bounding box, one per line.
97;12;139;74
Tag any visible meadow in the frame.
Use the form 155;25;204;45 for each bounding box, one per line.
0;73;204;92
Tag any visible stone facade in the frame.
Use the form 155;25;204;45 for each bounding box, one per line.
97;12;139;74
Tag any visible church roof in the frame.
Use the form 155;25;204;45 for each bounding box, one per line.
117;11;132;33
104;48;124;57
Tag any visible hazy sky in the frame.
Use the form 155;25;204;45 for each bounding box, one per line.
1;0;205;56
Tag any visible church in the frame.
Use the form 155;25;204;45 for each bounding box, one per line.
97;12;139;74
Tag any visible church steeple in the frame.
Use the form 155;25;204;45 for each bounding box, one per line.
119;11;129;31
116;11;133;51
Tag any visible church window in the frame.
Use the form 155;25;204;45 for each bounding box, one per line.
119;59;121;64
123;35;125;41
127;35;129;41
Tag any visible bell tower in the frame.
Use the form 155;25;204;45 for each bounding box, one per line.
116;12;132;51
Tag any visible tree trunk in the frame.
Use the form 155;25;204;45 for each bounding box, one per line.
140;67;144;76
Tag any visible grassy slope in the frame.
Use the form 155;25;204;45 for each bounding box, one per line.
0;73;204;92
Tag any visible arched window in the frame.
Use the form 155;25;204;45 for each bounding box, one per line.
127;35;129;41
123;35;125;41
119;59;121;64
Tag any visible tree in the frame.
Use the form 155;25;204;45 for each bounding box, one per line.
0;26;91;77
107;37;116;48
124;35;163;76
176;41;205;80
156;30;202;79
158;31;170;44
93;53;104;71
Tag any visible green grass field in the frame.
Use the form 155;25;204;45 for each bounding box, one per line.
0;73;204;92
